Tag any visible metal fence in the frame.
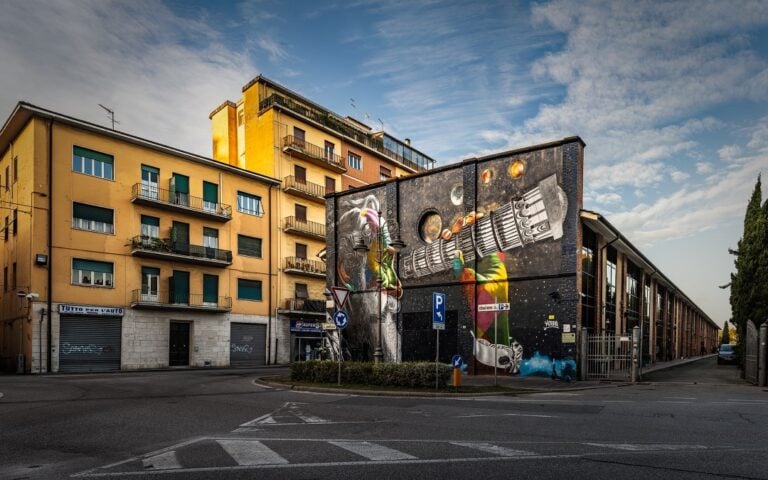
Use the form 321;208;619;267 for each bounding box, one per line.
745;320;758;385
585;333;633;381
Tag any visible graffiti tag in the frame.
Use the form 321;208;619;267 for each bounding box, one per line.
230;343;254;354
61;343;108;355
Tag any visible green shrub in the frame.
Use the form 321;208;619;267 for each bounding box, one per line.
290;361;451;388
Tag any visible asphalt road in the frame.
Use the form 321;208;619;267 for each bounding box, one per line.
1;359;766;480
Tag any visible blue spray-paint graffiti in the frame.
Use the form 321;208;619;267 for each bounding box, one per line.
519;351;577;379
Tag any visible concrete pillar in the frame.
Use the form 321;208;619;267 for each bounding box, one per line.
759;321;767;387
579;327;588;381
631;325;640;383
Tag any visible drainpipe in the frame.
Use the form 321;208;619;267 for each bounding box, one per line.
46;118;53;373
267;183;274;364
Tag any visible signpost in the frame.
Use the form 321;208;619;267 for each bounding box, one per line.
433;293;446;390
451;354;463;387
331;286;350;309
332;309;349;386
478;301;510;386
329;286;350;386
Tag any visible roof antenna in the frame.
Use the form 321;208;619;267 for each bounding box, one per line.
98;104;120;130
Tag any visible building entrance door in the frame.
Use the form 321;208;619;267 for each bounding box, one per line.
169;322;190;366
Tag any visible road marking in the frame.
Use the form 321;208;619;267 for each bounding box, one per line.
217;440;288;465
450;442;534;457
530;392;582;396
586;443;708;451
726;399;768;403
239;402;332;428
142;451;180;470
655;401;691;404
297;415;329;423
455;413;555;419
664;397;696;400
329;441;417;461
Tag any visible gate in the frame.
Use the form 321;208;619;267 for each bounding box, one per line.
585;334;632;380
745;320;758;385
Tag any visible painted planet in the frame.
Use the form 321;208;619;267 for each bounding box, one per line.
509;160;525;179
481;168;494;184
450;185;463;206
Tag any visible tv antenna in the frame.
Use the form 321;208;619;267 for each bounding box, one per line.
98;104;120;130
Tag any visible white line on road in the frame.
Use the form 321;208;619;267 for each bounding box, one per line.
655;401;692;404
217;439;288;465
450;442;534;457
455;413;555;419
726;399;768;403
663;397;696;400
585;443;708;451
329;441;417;461
142;451;181;470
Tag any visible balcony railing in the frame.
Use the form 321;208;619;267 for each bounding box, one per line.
131;183;232;221
283;217;326;239
130;235;233;266
282;298;326;313
281;135;346;172
260;93;431;172
131;289;232;312
284;256;326;278
282;176;331;203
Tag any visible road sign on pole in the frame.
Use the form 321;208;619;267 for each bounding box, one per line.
432;292;446;330
333;310;349;330
478;303;510;312
331;287;350;309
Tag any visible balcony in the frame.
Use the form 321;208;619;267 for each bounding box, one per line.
282;176;330;203
281;135;346;173
279;298;326;316
284;256;326;278
130;289;232;312
283;217;325;240
130;235;233;267
131;184;232;222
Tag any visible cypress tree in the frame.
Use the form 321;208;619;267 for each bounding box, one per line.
721;320;730;344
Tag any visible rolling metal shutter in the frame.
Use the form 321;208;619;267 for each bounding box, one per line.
230;323;266;367
59;316;122;373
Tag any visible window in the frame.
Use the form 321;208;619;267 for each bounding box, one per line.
625;262;641;332
3;216;7;241
581;226;597;331
380;166;392;181
295;283;308;299
325;176;335;195
141;266;160;301
4;166;8;191
203;227;218;249
347;152;362;170
13;156;18;183
141;215;160;240
72;146;114;180
238;235;262;258
324;141;335;161
203;181;218;213
605;246;617;333
237;191;264;216
296;243;307;259
294;165;306;184
141;165;159;199
12;209;17;236
203;274;218;306
171;173;189;206
294;127;305;146
72;202;114;234
238;278;262;301
72;258;113;287
12;262;16;289
237;110;244;126
295;204;307;222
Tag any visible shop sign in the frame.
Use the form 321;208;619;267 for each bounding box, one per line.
290;320;323;333
58;304;124;316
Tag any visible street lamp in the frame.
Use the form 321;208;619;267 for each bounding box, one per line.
353;210;405;363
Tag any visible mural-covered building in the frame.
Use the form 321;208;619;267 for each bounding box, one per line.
326;137;719;377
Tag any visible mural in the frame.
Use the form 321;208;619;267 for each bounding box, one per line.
330;139;583;376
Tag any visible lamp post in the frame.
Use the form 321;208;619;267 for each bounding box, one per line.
354;209;404;364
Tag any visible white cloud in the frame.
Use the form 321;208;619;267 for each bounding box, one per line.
718;144;743;161
0;0;257;156
256;36;288;62
696;162;714;174
593;192;622;205
670;170;690;183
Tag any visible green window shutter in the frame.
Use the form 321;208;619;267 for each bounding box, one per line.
141;165;159;175
203;182;218;203
73;259;113;273
73;146;113;165
203;227;218;239
238;235;262;257
142;266;160;276
203;274;218;303
73;203;113;223
238;279;262;300
141;215;159;227
172;174;189;193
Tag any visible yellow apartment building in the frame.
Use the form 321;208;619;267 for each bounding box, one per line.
0;103;281;373
210;75;435;362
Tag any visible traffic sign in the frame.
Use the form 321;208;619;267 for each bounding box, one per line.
331;286;350;309
478;303;510;312
333;310;349;330
432;292;446;330
451;354;463;368
321;322;337;330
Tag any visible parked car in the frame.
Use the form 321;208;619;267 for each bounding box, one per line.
717;344;737;365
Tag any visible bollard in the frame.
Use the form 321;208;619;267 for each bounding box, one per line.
759;321;767;387
453;367;462;387
579;327;588;381
631;326;640;383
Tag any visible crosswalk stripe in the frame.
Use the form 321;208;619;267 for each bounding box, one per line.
329;441;417;461
450;442;535;457
217;440;288;465
585;443;708;451
141;451;181;470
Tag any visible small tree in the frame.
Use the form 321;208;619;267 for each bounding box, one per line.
721;320;730;345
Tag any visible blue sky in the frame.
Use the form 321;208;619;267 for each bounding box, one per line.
2;0;767;324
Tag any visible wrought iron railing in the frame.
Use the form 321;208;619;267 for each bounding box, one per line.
281;135;345;170
284;256;327;275
283;217;326;237
283;176;331;199
130;235;233;263
283;298;326;313
131;289;232;310
131;183;232;218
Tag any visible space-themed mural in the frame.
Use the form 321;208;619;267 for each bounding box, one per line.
326;138;583;376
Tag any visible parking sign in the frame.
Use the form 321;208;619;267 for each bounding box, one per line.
432;292;446;330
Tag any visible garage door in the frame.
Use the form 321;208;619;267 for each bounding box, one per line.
230;323;266;367
59;316;122;373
